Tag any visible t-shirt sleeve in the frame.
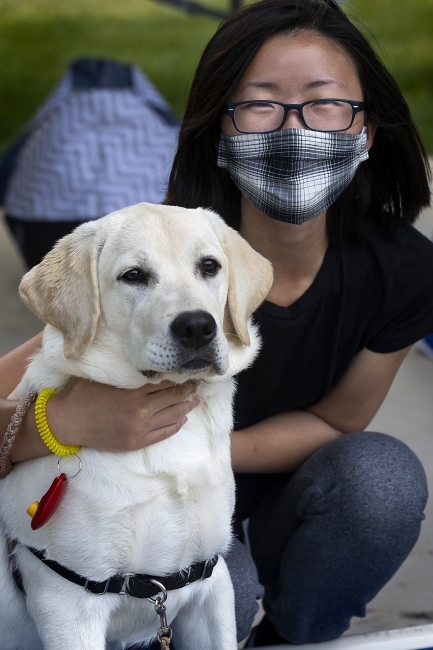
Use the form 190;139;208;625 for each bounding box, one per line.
367;226;433;353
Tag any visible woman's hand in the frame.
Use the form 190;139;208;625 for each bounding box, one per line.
1;335;199;463
8;378;199;463
49;378;199;451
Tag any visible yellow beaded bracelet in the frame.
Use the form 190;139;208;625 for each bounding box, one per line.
35;388;81;457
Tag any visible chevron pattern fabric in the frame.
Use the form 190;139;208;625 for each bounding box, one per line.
5;68;179;221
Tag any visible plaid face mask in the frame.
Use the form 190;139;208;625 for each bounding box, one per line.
217;127;369;224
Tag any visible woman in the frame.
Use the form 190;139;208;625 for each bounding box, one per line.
1;0;433;646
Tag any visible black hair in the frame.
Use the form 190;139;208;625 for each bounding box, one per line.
165;0;431;246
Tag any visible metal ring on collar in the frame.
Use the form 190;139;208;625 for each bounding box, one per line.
147;578;168;603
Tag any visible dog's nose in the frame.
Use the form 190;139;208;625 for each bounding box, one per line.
171;310;217;350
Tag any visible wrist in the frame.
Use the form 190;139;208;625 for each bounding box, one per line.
35;389;81;456
1;398;22;474
45;392;81;448
8;401;51;463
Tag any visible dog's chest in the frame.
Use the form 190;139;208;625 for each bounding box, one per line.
0;383;235;577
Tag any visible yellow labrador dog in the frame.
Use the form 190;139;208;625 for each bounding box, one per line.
0;203;272;650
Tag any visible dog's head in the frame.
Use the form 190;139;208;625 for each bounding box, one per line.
19;203;273;384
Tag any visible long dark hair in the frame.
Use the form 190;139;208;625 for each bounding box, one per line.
165;0;431;246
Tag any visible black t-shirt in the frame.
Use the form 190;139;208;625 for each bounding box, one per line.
233;224;433;521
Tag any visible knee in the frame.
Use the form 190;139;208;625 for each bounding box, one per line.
301;432;428;539
342;432;426;520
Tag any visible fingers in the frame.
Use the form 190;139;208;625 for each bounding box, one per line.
145;381;197;410
149;395;200;433
142;379;195;394
143;416;189;447
121;392;199;451
49;377;200;452
142;379;176;394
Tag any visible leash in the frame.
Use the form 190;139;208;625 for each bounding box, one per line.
149;579;173;649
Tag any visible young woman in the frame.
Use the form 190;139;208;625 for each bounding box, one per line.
1;0;433;646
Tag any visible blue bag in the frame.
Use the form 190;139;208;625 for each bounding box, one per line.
0;58;179;266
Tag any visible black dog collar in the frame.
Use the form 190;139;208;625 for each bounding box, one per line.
14;546;218;598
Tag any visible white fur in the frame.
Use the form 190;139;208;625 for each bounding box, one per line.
0;203;273;650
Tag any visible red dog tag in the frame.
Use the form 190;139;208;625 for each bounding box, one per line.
27;473;67;530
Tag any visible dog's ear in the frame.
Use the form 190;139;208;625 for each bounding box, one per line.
19;221;102;359
222;225;273;347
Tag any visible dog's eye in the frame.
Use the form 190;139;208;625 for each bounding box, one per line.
201;258;220;276
119;268;147;283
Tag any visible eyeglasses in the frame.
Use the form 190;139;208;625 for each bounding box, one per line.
221;99;366;134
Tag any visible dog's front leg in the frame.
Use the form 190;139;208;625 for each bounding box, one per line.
25;579;119;650
0;528;43;650
171;557;237;650
17;547;118;650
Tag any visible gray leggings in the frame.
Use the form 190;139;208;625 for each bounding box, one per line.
227;432;428;644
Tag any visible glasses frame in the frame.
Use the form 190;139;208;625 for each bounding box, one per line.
221;99;366;134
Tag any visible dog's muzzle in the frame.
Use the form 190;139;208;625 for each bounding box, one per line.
140;310;227;377
172;310;224;374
